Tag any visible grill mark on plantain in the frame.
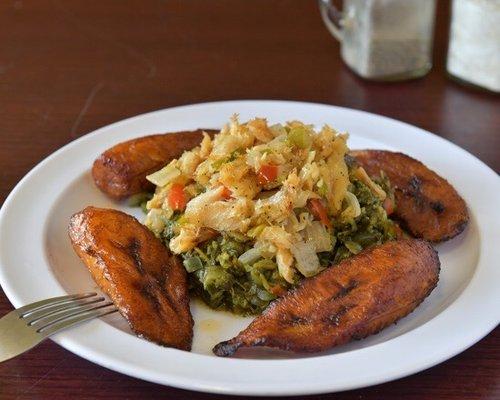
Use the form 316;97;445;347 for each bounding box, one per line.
83;246;96;257
403;176;447;216
408;175;422;193
403;175;448;215
141;280;162;313
329;280;358;302
430;200;445;214
322;304;352;326
110;238;145;275
126;238;144;275
402;175;426;209
287;315;310;325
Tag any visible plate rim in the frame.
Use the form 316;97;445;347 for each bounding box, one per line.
0;100;499;396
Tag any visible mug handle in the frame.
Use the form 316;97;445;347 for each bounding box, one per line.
318;0;344;41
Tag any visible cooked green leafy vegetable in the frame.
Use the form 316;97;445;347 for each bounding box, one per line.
183;236;290;315
155;168;396;315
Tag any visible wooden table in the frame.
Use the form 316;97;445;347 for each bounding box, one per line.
0;1;498;399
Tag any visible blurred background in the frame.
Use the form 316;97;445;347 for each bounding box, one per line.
0;1;498;399
1;1;498;205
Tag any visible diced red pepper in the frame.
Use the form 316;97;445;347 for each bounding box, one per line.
257;164;278;185
383;197;395;216
308;198;331;228
168;183;187;211
221;185;232;200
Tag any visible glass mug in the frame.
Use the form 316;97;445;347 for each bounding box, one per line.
319;0;437;81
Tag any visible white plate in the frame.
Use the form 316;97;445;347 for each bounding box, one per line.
0;101;499;396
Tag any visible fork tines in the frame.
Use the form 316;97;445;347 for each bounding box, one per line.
16;292;117;336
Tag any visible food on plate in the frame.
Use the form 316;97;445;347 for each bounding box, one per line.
68;206;193;350
143;117;400;315
76;115;471;355
213;239;439;356
351;150;469;242
92;130;216;199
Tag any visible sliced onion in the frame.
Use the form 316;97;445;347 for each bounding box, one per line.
238;247;262;265
290;240;322;277
342;191;361;219
144;208;168;235
355;167;386;200
146;163;180;187
269;123;287;137
303;221;332;252
344;240;363;254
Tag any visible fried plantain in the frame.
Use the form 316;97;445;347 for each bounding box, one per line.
69;206;193;350
351;150;468;242
213;239;439;357
92;129;216;199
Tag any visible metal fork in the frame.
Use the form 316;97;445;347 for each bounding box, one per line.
0;292;118;362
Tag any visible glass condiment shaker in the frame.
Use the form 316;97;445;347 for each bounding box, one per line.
447;0;500;93
319;0;437;81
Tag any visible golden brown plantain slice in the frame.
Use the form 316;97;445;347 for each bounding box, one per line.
69;206;193;350
213;239;439;357
92;129;216;199
351;150;469;242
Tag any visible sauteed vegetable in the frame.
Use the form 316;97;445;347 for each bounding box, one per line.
144;117;398;314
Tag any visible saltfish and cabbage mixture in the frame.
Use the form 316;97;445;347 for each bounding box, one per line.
144;117;398;315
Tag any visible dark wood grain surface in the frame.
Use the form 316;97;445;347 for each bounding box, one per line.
0;1;498;399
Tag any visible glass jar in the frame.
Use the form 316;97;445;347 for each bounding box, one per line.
319;0;437;81
447;0;500;93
